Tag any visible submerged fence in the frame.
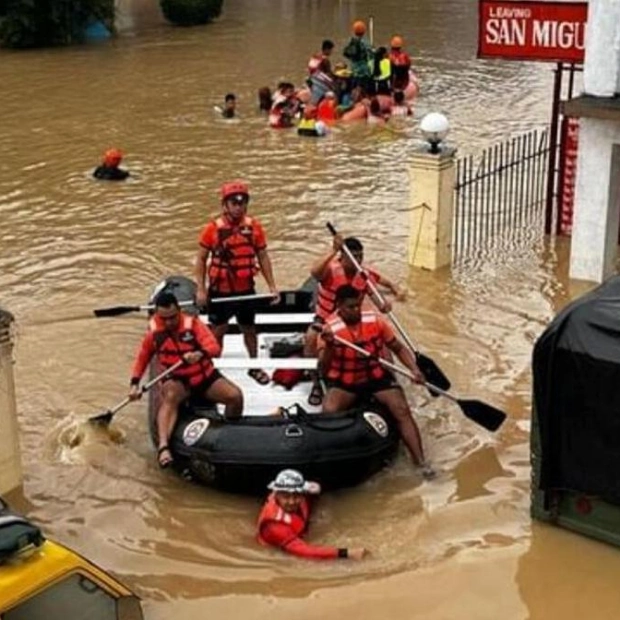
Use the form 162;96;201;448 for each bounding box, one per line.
453;128;550;260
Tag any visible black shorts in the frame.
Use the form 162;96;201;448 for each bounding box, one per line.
165;370;223;394
208;289;256;327
326;374;401;396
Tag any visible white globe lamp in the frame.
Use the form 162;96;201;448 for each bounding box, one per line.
420;112;450;154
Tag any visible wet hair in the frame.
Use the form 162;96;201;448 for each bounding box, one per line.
322;39;335;53
154;291;179;309
369;97;381;116
225;93;236;102
335;284;361;304
343;237;363;253
258;86;273;111
394;90;405;105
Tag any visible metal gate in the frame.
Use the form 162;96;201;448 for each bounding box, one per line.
453;128;550;260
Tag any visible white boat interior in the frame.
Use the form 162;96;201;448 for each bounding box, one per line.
200;311;322;417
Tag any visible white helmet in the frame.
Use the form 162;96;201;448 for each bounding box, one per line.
268;469;317;493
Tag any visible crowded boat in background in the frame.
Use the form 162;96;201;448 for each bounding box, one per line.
258;19;418;135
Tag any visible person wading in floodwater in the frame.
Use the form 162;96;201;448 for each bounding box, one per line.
257;469;367;560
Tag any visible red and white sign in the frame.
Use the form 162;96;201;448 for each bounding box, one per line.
478;0;588;63
558;117;579;236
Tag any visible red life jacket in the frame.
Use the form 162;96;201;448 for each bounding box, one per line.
150;314;215;387
324;311;388;386
207;215;259;293
257;493;310;546
316;260;377;321
389;50;411;90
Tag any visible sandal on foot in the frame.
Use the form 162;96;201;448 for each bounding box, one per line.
157;446;174;469
307;382;323;407
248;368;270;385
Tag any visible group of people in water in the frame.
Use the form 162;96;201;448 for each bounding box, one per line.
215;19;417;136
119;178;432;560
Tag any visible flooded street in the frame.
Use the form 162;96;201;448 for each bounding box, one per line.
3;0;620;617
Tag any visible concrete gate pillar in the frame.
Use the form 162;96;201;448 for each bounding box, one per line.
407;147;457;270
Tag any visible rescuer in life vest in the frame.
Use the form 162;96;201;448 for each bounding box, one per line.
303;234;405;407
93;148;130;181
257;469;367;560
128;292;243;468
317;285;434;479
388;35;412;92
194;181;280;386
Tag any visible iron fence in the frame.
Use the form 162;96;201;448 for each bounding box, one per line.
453;128;550;260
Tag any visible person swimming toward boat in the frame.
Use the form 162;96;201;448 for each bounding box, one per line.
93;148;130;181
221;93;237;118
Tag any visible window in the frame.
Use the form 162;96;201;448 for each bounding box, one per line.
5;573;116;620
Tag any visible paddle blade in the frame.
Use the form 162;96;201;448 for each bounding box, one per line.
88;411;113;426
93;306;139;318
416;353;451;392
458;399;506;432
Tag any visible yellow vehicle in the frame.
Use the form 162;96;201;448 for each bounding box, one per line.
0;499;143;620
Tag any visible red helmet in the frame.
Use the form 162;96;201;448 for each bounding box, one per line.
390;35;404;49
352;20;366;35
103;148;123;167
220;180;249;202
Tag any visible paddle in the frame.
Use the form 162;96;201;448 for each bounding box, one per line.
327;333;506;432
326;222;451;392
88;360;184;426
94;300;195;318
94;293;279;318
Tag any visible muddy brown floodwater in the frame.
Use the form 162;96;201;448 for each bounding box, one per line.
2;0;620;618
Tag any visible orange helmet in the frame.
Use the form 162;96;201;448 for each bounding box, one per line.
220;180;249;202
103;148;123;167
352;20;366;35
390;35;404;49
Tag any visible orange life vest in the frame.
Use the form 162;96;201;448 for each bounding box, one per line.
257;492;310;546
207;215;259;293
150;314;215;386
389;50;411;90
316;261;377;321
324;311;388;386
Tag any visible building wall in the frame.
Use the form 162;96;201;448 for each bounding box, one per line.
570;121;620;282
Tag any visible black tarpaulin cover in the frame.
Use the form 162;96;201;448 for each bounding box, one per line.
533;276;620;504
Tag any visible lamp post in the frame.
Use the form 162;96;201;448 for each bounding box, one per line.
420;112;450;154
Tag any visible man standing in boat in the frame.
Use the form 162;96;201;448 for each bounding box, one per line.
257;469;367;560
128;292;244;468
304;234;405;406
194;180;280;386
317;285;433;478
